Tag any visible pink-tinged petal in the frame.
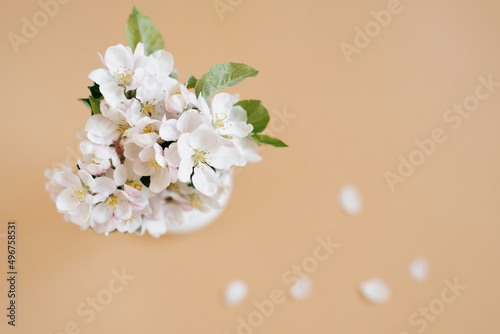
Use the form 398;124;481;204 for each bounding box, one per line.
105;44;135;74
154;143;167;168
56;188;80;211
150;168;170;193
177;158;194;183
92;176;117;194
169;165;178;183
209;144;240;170
114;165;127;186
189;125;220;151
88;68;113;86
164;143;181;167
92;202;113;224
159;119;180;141
53;171;80;188
177;109;202;133
92;216;119;234
192;164;218;196
133;159;155;177
166;95;185;113
99;82;126;107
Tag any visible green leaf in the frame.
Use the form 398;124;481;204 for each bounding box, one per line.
195;62;258;99
185;75;197;89
78;98;91;111
89;96;102;115
236;100;270;133
127;6;165;56
250;134;287;147
169;69;178;80
88;82;102;99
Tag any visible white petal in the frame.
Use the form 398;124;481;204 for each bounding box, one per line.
209;144;240;170
409;257;429;282
192;164;218;196
114;164;128;186
85;114;119;145
177;109;202;133
53;171;80;188
224;280;248;307
92;176;117;195
189;124;220;151
133;159;155;177
88;68;113;86
105;44;135;75
150;168;170;193
99;82;126;107
338;185;363;215
159;119;180;141
359;278;391;304
178;157;194;183
92;202;113;225
289;277;312;300
164;143;181;167
56;188;79;211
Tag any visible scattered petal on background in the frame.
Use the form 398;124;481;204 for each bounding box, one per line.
338;185;363;215
289;277;313;300
409;256;429;282
359;278;391;304
224;280;248;306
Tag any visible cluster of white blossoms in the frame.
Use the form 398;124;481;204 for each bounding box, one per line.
45;8;285;237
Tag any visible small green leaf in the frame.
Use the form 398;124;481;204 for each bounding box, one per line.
89;96;102;115
195;62;258;99
88;82;102;99
127;7;165;55
169;69;178;80
78;98;91;111
236;100;270;133
250;134;287;147
185;75;197;89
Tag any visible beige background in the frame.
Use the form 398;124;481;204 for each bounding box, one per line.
1;0;500;333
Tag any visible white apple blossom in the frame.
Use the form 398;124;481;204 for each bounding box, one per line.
177;124;240;196
53;170;116;229
89;43;145;106
198;93;253;139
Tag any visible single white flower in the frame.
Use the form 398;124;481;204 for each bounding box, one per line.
177;124;240;196
116;214;143;233
140;194;168;237
135;49;177;91
198;93;253;139
234;137;262;166
77;153;112;175
89;43;145;106
54;170;116;228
